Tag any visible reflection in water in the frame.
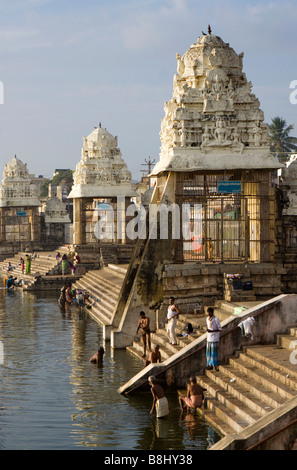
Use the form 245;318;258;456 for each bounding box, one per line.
0;290;220;450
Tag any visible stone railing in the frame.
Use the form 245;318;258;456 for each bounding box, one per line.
118;294;297;394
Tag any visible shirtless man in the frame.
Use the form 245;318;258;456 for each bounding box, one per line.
148;375;169;418
89;347;105;364
136;311;151;358
145;344;161;367
179;376;206;411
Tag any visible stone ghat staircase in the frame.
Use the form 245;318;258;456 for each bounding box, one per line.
126;300;255;363
127;311;217;363
71;264;128;328
0;249;68;289
194;326;297;438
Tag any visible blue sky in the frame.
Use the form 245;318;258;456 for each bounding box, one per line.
0;0;296;180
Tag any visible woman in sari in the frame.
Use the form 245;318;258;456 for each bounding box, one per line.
61;254;69;275
25;254;31;274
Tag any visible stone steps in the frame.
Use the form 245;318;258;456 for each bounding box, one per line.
71;264;128;327
77;269;124;300
125;300;239;364
194;327;297;437
125;298;261;365
0;250;63;288
126;312;207;363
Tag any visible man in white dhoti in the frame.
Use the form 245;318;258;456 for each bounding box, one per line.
166;296;180;345
148;376;169;418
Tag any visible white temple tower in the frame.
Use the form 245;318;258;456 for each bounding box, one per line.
150;28;282;263
68;124;137;245
110;29;286;348
0;156;41;243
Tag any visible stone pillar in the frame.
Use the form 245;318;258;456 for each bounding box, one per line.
73;198;86;245
31;207;41;242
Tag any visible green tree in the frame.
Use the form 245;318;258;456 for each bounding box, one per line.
39;169;73;197
51;169;73;186
40;180;50;197
268;116;297;164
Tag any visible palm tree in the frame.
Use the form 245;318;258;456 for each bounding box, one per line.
268;117;297;164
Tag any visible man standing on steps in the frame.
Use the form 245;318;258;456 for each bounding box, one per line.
166;296;180;345
206;307;222;371
136;311;151;358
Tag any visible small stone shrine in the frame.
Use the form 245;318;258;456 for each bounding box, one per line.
0;155;41;244
43;197;71;244
68;124;137;245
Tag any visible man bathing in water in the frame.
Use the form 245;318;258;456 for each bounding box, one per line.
89;347;105;364
136;311;151;358
148;375;169;418
179;376;205;412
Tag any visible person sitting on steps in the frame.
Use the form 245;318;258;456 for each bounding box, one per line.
179;376;206;412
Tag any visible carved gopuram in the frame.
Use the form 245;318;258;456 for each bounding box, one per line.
68;124;137;247
0;156;41;246
111;29;286;348
152;30;281;264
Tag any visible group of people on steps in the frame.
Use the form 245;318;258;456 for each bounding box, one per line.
135;296;222;419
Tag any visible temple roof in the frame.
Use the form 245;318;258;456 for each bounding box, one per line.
68;124;137;199
2;155;30;182
150;29;282;176
0;155;41;207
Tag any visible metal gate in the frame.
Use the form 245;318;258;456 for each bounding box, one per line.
175;170;275;263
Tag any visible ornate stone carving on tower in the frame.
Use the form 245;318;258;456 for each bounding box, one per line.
151;30;280;175
0;155;41;207
68;124;137;245
69;124;135;199
0;156;41;243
